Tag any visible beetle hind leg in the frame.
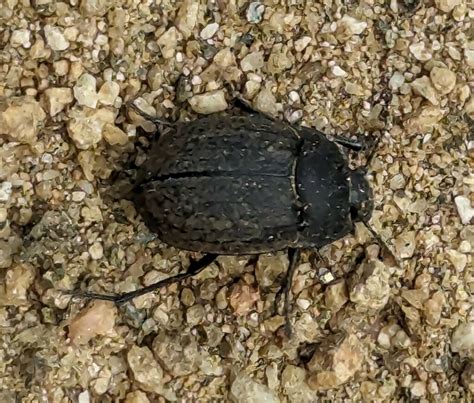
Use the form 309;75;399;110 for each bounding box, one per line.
65;254;218;304
274;248;302;337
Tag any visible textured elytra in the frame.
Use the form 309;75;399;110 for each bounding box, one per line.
134;113;354;254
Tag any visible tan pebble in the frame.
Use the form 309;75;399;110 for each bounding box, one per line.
42;87;73;116
68;300;117;345
430;67;456;95
89;242;103;260
74;73;99;108
411;76;438;105
103;123;128;146
98;81;120;106
188;90;228;114
44;25;70;51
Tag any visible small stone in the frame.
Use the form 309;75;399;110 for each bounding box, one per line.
0;97;46;144
80;0;111;16
254;88;278;116
465;49;474;68
247;2;265;24
1;264;35;306
306;334;364;390
435;0;462;12
127;345;165;394
0;241;12;268
424;291;445;326
230;373;279;403
78;391;90;403
389;173;406;190
181;288;195;306
331;65;347;77
42;87;73;116
0;182;12;202
454;196;474;224
349;260;390;311
410;381;426;398
175;0;199;38
336;15;367;41
67;107;115;150
430;67;456;95
294;36;311;52
244;80;261;99
461;362;474;394
10;29;31;48
157;27;183;59
103;124;128;146
125;391;150;403
89;242;103;260
229;281;260;316
72;191;86;202
411;76;438;105
44;25;70;51
394;231;416;259
241;51;265;72
405;106;444;133
409;42;432;61
451;322;474;357
389;72;405;90
68;300;117;345
186;304;205;326
281;365;315;402
188;90;228;114
256;253;288;288
74;74;99;108
325;281;348;312
446;249;467;271
98;81;120;106
200;22;219;40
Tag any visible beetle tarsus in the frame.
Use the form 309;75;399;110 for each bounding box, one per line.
66;254;218;304
127;101;174;128
273;248;301;337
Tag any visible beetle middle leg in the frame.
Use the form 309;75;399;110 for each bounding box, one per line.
274;248;302;337
66;253;218;304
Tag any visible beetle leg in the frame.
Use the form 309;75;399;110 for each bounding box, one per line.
330;135;365;152
65;254;218;304
274;248;301;337
127;101;174;128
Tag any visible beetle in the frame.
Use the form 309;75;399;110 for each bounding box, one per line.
71;101;381;335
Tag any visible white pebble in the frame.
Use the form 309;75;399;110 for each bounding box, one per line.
0;182;12;202
454;196;474;224
200;23;219;40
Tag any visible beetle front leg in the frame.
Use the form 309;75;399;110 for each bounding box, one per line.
65;254;218;304
274;248;301;337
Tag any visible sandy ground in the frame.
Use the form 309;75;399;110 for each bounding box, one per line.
0;1;473;402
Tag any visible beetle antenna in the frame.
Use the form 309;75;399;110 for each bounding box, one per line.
364;132;384;169
363;222;401;267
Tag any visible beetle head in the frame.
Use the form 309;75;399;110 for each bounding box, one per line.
349;169;373;223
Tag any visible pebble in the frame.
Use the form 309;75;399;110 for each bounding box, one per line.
254;88;278;116
430;67;456;95
247;2;265;24
186;304;205;326
0;182;12;202
188;90;228;114
324;280;348;312
281;365;315;402
405;106;444;133
331;65;347;77
230;373;279;403
175;0;199;38
446;249;467;271
10;29;31;48
68;300;117;345
255;253;288;288
98;81;120;106
0;97;46;144
42;87;73;116
241;51;265;72
307;334;364;390
410;381;426;398
74;74;99;109
67;107;115;150
393;231;416;259
127;345;165;394
0;241;12;268
454;196;474;224
349;260;390;311
389;71;405;90
44;25;70;51
451;322;474;357
89;242;103;260
337;15;367;37
1;264;35;306
78;390;90;403
411;76;439;105
103;123;128;146
157;27;183;59
229;281;260;316
435;0;462;12
294;36;312;52
465;49;474;68
200;23;219;40
461;362;474;394
409;42;432;61
125;391;150;403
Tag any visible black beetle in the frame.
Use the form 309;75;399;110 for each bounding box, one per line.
72;101;383;335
